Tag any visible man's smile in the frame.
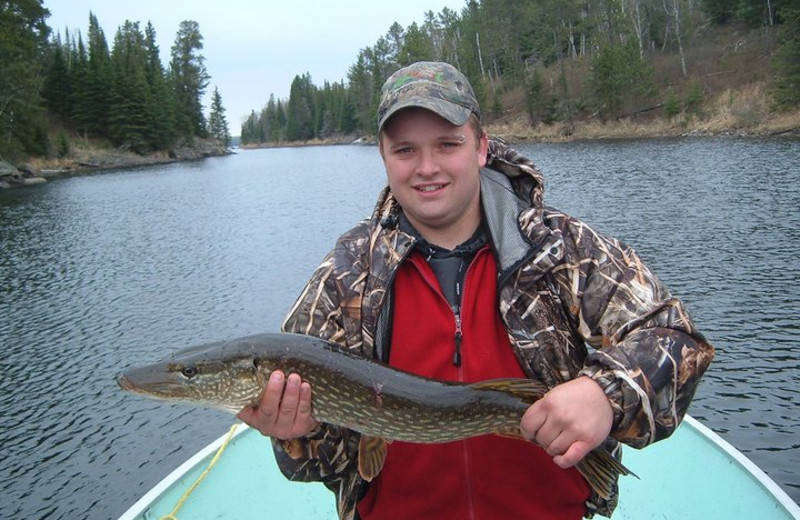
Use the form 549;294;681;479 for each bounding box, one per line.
415;183;447;193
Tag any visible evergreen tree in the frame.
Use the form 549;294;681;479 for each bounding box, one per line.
286;73;315;141
43;33;71;119
397;22;435;65
240;109;259;144
273;99;287;141
68;34;91;137
347;52;374;132
170;20;210;139
590;38;655;118
259;104;270;142
208;86;231;148
0;0;51;158
143;22;176;149
773;0;800;107
82;12;112;136
108;21;151;153
701;0;737;23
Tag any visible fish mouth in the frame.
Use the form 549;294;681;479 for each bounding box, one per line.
117;374;137;391
116;366;184;397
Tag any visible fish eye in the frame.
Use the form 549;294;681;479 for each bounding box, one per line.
181;365;199;378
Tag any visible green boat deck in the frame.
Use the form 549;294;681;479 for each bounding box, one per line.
119;416;799;519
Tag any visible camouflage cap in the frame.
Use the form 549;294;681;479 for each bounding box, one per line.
377;61;480;132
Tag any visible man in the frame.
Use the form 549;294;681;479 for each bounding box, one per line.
238;61;714;519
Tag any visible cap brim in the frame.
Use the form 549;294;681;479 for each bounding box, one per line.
378;97;471;132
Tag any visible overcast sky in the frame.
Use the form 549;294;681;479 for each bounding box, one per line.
43;0;467;132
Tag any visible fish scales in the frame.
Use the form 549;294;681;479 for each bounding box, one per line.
274;347;527;443
118;332;635;498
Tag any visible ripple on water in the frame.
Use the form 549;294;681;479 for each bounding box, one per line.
2;141;799;518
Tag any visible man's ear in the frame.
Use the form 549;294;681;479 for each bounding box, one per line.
477;132;489;168
378;135;386;161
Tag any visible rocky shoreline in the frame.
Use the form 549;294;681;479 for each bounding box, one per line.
4;117;798;189
1;138;230;189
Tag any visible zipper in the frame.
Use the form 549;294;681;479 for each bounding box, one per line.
409;253;469;370
453;308;463;366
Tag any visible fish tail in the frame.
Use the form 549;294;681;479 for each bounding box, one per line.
576;449;638;500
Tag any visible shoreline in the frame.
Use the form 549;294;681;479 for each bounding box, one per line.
1;139;231;188
3;113;798;189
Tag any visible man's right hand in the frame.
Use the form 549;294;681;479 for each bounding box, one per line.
237;371;319;439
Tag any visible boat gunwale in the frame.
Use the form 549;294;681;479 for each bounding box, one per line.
116;416;800;519
680;415;800;516
117;423;248;520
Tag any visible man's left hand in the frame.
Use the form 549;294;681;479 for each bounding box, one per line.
520;376;613;468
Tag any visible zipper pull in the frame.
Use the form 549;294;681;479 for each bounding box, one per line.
453;310;463;366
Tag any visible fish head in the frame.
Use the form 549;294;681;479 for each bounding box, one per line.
117;339;264;413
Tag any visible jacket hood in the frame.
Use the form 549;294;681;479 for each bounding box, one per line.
485;137;545;209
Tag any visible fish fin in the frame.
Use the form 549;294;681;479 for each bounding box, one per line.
255;368;268;388
254;368;270;404
358;436;388;482
469;378;548;403
576;449;639;500
494;427;526;441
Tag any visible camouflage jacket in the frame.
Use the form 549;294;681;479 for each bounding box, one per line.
273;139;715;519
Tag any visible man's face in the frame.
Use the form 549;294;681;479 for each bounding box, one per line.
379;108;488;248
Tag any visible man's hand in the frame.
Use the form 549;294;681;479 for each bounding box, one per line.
520;376;613;468
237;371;319;440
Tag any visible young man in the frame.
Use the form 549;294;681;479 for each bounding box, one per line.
238;61;714;519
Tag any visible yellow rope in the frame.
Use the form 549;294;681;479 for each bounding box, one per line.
159;422;241;520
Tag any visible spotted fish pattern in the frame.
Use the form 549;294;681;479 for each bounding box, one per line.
274;138;715;519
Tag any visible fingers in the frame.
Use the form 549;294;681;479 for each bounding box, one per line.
553;441;592;469
296;380;314;424
523;405;571;459
520;400;545;441
272;372;302;431
519;378;614;468
237;371;318;440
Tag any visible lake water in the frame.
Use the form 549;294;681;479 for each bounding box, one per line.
1;138;798;519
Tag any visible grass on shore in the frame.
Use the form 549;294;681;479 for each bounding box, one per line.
486;83;800;142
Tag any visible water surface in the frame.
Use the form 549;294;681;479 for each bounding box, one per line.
1;138;797;518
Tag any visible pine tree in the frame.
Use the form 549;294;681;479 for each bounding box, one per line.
0;0;51;158
397;22;435;65
170;20;210;140
208;86;231;148
590;38;655;118
286;74;315;141
347;52;374;133
43;33;72;119
82;12;112;136
108;21;151;153
143;22;176;149
773;0;800;107
240;110;257;144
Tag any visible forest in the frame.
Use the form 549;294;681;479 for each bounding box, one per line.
2;0;799;163
0;0;231;162
240;0;800;145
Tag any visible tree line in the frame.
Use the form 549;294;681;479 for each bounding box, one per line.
241;0;800;145
1;0;231;161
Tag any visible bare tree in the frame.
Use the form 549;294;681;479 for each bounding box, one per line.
664;0;688;77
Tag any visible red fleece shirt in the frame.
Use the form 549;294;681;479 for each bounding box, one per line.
357;247;590;520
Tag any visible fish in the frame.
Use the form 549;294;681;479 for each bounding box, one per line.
117;332;635;498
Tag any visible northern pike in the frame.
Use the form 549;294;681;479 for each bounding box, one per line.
117;332;635;498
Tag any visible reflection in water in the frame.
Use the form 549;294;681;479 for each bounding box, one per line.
1;138;798;518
